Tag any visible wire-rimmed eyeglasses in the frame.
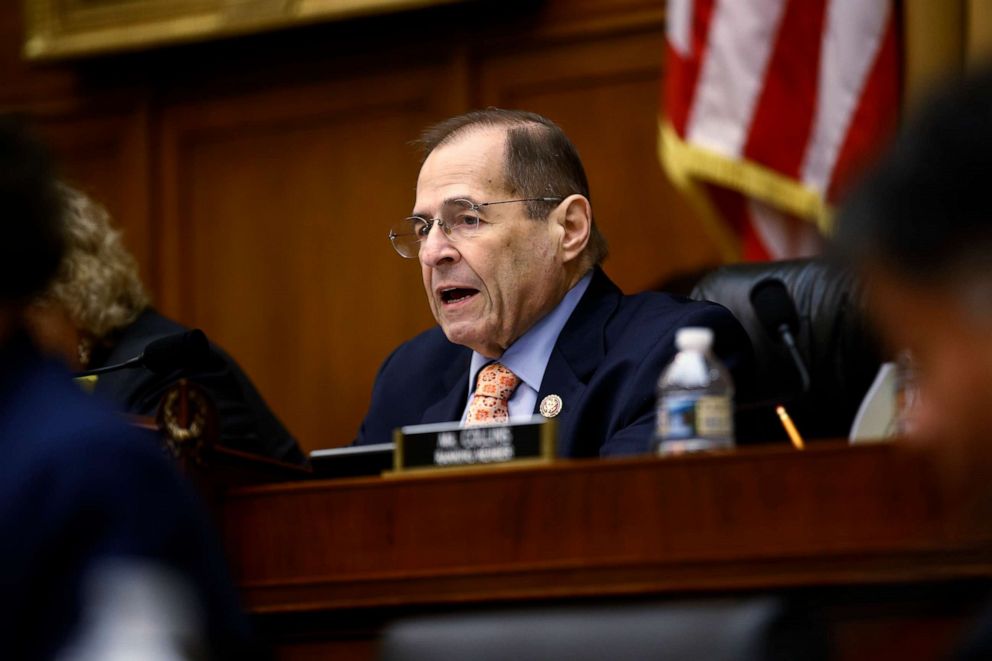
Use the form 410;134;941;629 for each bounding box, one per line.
388;197;563;258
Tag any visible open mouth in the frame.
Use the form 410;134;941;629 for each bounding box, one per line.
440;287;479;305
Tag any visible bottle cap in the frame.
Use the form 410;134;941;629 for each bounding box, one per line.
675;327;713;351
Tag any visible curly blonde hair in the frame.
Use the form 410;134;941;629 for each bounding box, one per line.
42;185;150;339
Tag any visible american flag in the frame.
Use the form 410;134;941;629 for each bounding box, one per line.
660;0;900;261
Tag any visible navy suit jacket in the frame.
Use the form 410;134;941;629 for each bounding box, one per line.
355;268;754;457
0;334;251;658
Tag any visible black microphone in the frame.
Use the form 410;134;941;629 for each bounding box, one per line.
75;329;212;377
750;278;811;393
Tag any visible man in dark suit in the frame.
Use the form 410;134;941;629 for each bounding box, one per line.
355;109;753;456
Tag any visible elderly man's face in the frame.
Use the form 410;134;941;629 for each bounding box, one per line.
867;269;992;486
414;128;570;358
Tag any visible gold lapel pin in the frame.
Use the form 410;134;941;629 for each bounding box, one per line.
540;394;563;418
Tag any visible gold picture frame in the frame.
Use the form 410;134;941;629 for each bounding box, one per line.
23;0;461;61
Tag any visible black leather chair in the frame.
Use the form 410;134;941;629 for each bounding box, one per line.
380;597;828;661
690;259;884;443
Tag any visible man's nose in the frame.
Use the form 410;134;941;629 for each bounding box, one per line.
419;222;459;267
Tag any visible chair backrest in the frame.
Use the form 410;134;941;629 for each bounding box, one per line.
691;259;883;442
380;597;828;661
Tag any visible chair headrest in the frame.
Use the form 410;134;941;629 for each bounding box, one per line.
692;259;883;440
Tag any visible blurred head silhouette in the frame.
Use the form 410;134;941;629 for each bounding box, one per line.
836;68;992;501
0;115;63;332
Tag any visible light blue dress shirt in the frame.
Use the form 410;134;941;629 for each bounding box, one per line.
460;272;593;424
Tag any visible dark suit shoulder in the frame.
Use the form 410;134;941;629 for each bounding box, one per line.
552;274;754;457
101;308;186;364
379;326;465;374
355;326;469;446
570;268;741;353
608;290;732;334
602;290;747;369
619;288;751;366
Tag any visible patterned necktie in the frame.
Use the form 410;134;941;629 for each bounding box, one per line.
465;362;521;426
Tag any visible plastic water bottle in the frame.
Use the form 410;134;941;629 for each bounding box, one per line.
654;327;735;455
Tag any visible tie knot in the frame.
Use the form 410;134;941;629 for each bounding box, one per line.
465;362;521;426
474;362;520;400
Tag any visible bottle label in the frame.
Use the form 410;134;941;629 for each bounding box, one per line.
657;395;732;440
696;396;732;437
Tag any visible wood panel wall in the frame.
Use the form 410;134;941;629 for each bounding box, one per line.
2;0;720;454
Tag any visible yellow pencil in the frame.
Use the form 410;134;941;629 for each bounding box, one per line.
776;405;805;450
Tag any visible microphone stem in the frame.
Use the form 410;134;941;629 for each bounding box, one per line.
73;354;143;378
779;325;811;393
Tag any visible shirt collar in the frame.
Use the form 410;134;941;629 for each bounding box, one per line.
468;271;593;396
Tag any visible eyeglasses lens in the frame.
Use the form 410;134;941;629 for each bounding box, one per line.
389;200;481;258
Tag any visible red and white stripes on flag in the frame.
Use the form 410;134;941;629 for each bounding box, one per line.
660;0;900;261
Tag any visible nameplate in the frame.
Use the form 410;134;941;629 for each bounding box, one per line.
393;416;556;473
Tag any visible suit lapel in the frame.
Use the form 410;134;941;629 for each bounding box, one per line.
537;268;622;456
418;270;622;438
537;347;587;455
421;347;472;424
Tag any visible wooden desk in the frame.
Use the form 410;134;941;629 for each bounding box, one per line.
221;443;992;659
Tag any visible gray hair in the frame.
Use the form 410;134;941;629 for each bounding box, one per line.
39;185;149;338
418;108;608;268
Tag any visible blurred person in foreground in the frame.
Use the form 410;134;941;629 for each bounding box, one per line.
835;70;992;498
354;108;753;455
834;70;992;660
26;185;305;465
0;116;253;659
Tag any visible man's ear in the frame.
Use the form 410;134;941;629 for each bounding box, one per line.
557;194;591;263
